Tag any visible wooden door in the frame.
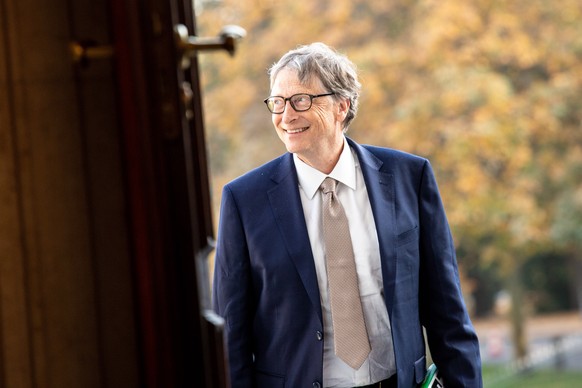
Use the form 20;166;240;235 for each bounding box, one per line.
0;0;234;386
110;0;233;387
0;0;140;386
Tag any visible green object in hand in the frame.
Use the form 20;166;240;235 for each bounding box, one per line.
421;364;444;388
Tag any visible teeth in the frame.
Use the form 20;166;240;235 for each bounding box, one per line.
287;127;308;134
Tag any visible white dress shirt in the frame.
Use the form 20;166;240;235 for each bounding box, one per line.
293;137;396;387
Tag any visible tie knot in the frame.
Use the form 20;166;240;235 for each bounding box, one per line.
320;177;338;195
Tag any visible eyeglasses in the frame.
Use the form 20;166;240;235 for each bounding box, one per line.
263;92;335;114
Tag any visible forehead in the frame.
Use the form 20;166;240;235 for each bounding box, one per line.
271;68;324;95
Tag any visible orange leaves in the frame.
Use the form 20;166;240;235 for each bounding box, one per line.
196;0;582;263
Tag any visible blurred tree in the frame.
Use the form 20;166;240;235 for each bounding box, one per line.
196;0;582;363
522;250;577;313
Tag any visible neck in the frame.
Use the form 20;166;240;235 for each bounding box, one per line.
298;138;344;174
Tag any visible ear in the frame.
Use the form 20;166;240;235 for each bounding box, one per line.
335;97;350;122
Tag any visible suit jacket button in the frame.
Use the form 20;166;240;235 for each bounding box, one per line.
316;330;323;341
313;382;321;388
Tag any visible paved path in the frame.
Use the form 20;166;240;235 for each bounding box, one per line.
473;312;582;370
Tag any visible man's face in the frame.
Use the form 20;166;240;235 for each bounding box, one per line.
270;68;348;170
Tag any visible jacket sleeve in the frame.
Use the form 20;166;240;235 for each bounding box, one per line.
417;160;483;387
212;185;255;388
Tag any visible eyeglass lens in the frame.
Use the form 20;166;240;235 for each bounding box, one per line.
266;94;312;113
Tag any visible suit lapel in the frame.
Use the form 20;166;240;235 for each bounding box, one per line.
267;154;323;323
265;141;398;322
348;138;397;318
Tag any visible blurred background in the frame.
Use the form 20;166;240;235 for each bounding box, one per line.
1;0;581;386
195;0;582;386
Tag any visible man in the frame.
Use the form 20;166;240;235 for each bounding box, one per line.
213;42;482;388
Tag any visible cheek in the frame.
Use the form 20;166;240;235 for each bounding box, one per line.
313;109;334;127
310;107;328;121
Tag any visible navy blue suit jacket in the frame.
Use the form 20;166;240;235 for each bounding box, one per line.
213;138;482;387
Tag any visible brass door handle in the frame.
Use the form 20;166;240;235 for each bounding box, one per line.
174;24;246;69
70;40;114;67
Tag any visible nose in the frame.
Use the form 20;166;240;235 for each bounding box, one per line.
281;100;298;122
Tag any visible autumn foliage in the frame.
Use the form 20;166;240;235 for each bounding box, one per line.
197;0;582;324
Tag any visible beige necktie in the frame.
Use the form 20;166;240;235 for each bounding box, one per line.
320;177;371;370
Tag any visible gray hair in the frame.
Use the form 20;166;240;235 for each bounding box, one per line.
268;42;361;131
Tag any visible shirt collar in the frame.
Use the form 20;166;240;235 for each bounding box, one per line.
293;137;357;200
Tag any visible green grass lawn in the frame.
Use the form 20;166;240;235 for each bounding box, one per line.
483;365;582;387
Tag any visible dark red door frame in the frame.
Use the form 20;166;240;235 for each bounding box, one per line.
108;0;221;386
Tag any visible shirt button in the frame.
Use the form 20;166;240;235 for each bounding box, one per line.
316;330;323;341
313;382;321;388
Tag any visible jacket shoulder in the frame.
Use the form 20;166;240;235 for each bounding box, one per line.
357;144;430;180
361;144;427;166
225;153;292;192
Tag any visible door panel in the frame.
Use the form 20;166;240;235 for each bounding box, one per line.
0;0;139;386
110;0;229;386
0;0;231;386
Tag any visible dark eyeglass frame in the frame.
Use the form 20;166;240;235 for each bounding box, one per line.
263;92;335;114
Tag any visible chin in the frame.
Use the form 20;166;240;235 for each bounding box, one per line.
284;144;298;154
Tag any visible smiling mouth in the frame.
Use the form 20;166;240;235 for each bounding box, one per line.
286;126;309;134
